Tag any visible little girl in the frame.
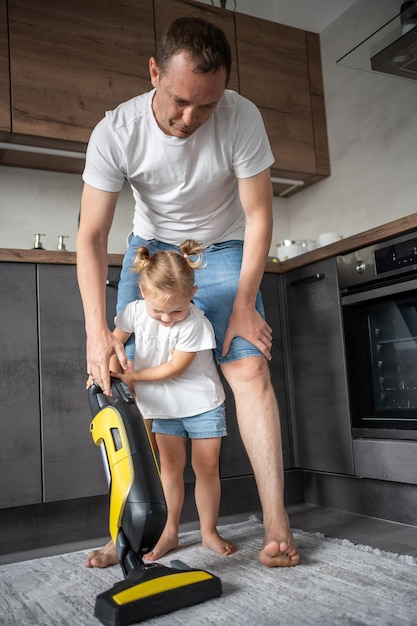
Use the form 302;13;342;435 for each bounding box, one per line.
111;239;236;561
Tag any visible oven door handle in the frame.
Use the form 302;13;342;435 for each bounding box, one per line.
341;278;417;305
290;273;325;287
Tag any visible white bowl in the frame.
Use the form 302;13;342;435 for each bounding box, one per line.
317;232;343;246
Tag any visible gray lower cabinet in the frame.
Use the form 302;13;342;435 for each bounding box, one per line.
1;263;289;514
0;263;41;508
285;257;354;474
38;264;120;501
0;262;120;508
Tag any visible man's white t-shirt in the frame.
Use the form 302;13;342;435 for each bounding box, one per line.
83;89;274;245
114;301;225;419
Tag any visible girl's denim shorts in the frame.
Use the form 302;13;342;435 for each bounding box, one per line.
117;234;265;363
150;402;227;439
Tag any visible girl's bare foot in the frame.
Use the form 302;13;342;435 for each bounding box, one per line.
259;538;300;568
202;530;237;556
85;540;119;568
143;529;179;561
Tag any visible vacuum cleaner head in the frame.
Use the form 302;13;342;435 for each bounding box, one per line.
88;378;222;626
94;560;222;626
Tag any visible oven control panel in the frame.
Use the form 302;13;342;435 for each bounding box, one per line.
375;236;417;274
337;232;417;289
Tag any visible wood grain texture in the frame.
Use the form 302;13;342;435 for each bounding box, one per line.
236;13;316;175
8;0;155;142
0;0;10;131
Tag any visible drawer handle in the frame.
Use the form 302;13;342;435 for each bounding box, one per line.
290;273;325;286
106;279;119;288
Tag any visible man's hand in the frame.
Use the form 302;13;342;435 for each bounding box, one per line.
222;306;272;360
86;328;128;395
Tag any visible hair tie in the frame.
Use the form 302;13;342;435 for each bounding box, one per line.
183;253;189;259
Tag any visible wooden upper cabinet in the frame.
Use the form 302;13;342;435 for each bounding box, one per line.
154;0;239;93
235;13;330;196
0;0;10;132
8;0;155;144
2;0;330;195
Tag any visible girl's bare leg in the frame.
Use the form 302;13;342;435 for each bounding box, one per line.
143;433;187;561
192;438;236;555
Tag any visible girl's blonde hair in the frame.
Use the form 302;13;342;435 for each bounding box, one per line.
132;239;206;302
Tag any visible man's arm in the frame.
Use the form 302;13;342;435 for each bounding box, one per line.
222;167;273;360
76;183;128;394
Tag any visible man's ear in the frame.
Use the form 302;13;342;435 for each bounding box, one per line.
149;57;160;88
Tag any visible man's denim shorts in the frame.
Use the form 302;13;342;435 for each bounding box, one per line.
117;234;266;363
150;402;227;439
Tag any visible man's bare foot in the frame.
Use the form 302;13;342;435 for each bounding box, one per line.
202;530;237;556
259;537;300;568
143;529;179;562
85;540;119;568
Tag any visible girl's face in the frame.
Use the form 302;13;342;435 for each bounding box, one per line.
142;286;197;327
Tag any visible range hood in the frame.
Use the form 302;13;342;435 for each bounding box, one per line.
337;1;417;82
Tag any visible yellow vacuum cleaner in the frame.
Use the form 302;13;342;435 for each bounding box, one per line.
88;378;222;626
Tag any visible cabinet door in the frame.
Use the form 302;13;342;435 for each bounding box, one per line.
0;263;41;508
154;0;239;93
235;14;330;195
38;264;120;501
8;0;155;142
0;0;10;131
286;258;354;474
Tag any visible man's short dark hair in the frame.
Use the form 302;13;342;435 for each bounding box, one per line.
156;17;232;86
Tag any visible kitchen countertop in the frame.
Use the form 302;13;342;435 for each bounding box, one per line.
266;213;417;273
0;248;124;266
1;213;417;271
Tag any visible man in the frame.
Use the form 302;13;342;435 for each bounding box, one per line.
76;16;299;568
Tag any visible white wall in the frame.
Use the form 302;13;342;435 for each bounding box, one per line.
1;0;415;255
0;167;133;253
275;0;417;248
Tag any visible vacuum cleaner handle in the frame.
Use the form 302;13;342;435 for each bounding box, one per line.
88;379;113;416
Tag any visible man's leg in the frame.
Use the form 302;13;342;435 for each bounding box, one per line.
221;355;300;568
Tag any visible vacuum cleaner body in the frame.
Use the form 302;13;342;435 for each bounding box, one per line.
88;379;222;625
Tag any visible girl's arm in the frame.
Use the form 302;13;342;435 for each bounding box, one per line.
113;348;196;385
110;328;132;374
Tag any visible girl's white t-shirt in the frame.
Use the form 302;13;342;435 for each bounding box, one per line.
114;301;225;419
83;89;274;245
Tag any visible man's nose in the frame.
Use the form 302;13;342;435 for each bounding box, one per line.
182;106;197;127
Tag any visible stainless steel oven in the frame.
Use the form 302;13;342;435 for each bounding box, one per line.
338;231;417;439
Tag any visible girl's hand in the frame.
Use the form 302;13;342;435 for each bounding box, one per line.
111;370;136;395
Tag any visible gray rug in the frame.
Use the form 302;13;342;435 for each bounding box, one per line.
1;516;416;626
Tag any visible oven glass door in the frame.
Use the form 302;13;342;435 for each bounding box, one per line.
343;291;417;431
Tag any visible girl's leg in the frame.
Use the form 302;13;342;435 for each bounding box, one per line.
191;438;236;556
143;433;187;561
